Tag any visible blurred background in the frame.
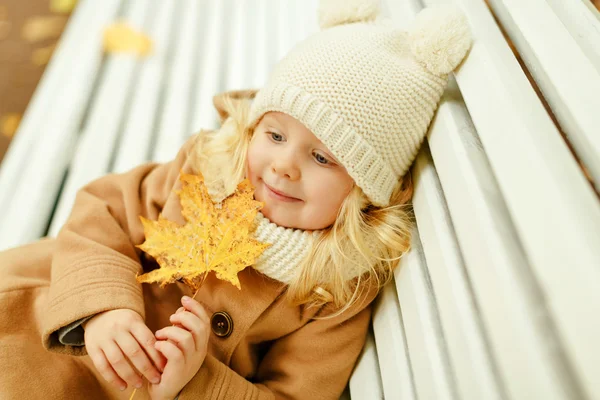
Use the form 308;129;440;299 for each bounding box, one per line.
0;0;76;163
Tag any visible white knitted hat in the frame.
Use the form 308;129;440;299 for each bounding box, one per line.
248;0;472;207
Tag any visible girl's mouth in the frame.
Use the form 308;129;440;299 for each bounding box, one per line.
264;183;301;203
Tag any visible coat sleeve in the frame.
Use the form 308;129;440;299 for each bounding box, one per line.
179;286;379;400
42;135;199;355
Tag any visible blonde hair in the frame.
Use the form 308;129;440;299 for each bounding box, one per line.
190;95;415;316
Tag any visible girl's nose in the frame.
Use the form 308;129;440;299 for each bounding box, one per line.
271;157;301;181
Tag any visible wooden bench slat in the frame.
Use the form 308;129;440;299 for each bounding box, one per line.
487;0;600;188
428;78;582;399
372;277;417;399
47;1;151;237
426;1;600;397
349;328;384;399
152;0;204;163
412;146;505;400
190;0;228;133
275;0;294;62
396;230;458;400
545;0;600;68
225;0;251;92
251;0;269;89
112;0;177;174
0;0;122;252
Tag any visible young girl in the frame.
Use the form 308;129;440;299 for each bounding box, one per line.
0;1;471;399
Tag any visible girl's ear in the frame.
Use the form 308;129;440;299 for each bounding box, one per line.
212;89;258;123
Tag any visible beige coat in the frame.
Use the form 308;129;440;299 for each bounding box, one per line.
0;92;378;400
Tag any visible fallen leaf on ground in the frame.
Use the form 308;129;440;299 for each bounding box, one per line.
22;15;67;43
1;113;22;138
50;0;78;14
136;172;270;292
103;21;152;56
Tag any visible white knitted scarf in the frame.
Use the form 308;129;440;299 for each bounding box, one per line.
251;212;320;285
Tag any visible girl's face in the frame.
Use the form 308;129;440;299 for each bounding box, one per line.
246;112;354;230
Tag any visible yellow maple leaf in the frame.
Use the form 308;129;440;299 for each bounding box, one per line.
136;172;270;292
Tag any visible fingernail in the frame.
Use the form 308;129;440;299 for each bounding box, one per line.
135;381;143;389
119;384;127;391
151;376;160;384
182;296;191;303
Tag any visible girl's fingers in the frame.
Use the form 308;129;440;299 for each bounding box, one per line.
155;326;196;353
88;345;128;391
103;340;144;389
130;323;167;373
115;332;161;385
181;296;211;325
154;340;184;366
170;311;208;351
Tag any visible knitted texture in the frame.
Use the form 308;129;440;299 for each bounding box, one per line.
249;2;471;206
252;212;320;284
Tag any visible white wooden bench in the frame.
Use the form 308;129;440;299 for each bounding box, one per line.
1;0;599;399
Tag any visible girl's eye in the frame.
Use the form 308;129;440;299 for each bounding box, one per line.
269;132;284;142
314;152;329;165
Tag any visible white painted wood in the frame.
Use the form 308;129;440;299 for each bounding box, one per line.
428;78;582;399
387;2;503;398
545;0;600;70
486;0;600;190
152;0;201;163
252;0;269;88
47;1;150;237
423;1;600;398
412;145;504;400
0;0;122;251
305;0;320;36
190;0;226;132
290;0;307;47
372;279;416;400
348;328;384;399
264;1;281;75
225;0;250;92
275;0;293;62
112;0;178;174
395;229;458;400
0;0;120;214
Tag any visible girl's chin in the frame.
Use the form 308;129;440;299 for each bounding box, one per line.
261;207;293;228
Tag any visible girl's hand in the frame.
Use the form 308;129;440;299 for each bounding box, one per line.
84;309;167;391
148;296;211;400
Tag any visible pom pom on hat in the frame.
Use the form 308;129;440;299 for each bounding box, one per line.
250;2;475;206
408;5;472;75
318;0;381;29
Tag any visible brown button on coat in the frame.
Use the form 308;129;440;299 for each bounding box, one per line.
0;91;378;400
